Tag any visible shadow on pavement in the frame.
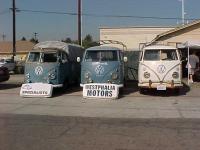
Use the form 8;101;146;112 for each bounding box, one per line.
119;80;139;98
52;84;82;97
0;83;22;90
138;82;190;97
53;80;191;98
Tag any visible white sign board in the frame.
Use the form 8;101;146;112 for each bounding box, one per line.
83;83;119;99
20;83;53;97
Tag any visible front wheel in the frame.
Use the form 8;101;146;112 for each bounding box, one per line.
139;88;146;94
174;88;180;95
62;79;69;90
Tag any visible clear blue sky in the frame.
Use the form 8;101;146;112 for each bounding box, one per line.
0;0;200;42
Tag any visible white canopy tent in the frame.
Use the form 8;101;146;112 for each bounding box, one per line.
177;41;200;85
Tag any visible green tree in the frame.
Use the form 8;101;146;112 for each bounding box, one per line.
21;37;26;41
62;37;72;43
82;34;99;49
30;38;38;44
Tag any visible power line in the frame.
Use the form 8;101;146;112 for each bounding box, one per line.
18;9;199;21
19;9;77;15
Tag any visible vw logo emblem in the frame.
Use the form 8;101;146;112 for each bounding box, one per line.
35;66;43;76
157;65;166;74
95;65;104;75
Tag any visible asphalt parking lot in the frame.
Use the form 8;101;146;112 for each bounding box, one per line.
0;74;200;97
1;75;200;150
0;74;200;118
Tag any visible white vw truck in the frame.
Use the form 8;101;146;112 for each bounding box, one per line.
138;45;183;93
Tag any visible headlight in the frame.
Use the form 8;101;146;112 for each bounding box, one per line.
88;78;93;83
84;72;90;79
25;73;30;78
111;72;118;80
144;72;150;78
25;73;31;83
172;72;179;79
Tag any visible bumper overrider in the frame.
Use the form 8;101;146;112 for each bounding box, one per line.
52;84;63;88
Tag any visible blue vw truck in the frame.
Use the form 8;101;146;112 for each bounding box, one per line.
80;45;127;98
24;41;84;88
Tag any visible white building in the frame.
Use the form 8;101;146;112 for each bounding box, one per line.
100;26;174;51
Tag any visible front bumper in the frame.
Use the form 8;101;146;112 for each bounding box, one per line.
138;81;183;89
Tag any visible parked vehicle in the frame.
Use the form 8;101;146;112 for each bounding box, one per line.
0;66;10;82
24;41;84;88
14;60;26;74
138;45;183;93
0;58;15;72
80;44;127;98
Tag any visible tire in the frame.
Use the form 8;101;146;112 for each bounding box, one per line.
174;88;180;95
119;88;124;94
139;88;145;94
62;79;68;91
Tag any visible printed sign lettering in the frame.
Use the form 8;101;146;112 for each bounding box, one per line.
20;83;53;97
83;83;119;99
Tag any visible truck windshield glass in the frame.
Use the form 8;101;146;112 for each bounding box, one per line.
143;49;177;61
42;52;58;62
161;50;178;60
27;52;40;62
85;50;118;62
27;51;58;62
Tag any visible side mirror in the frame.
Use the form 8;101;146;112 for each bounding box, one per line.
62;60;67;63
77;57;81;62
181;56;187;61
57;56;62;63
123;57;128;63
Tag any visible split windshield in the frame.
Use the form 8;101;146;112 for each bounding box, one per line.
84;50;118;62
143;49;178;61
27;51;58;63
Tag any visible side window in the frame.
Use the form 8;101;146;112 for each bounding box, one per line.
119;51;123;61
61;52;68;63
144;50;160;61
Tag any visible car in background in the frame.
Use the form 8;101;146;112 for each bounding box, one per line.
0;58;16;72
0;66;10;82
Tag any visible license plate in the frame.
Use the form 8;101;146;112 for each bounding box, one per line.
157;84;166;90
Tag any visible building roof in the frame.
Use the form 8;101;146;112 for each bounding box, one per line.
0;41;35;54
151;20;200;43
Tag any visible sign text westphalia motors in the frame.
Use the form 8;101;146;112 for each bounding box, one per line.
83;83;118;99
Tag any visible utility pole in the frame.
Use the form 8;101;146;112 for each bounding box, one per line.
2;34;6;41
78;0;82;46
12;0;16;60
181;0;185;25
179;0;186;25
34;32;38;41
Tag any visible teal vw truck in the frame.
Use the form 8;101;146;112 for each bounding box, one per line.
80;45;127;99
21;41;84;97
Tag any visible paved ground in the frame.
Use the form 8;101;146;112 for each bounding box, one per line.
1;114;200;150
0;75;200;118
1;75;200;150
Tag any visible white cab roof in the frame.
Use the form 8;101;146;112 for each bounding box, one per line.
144;45;177;50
